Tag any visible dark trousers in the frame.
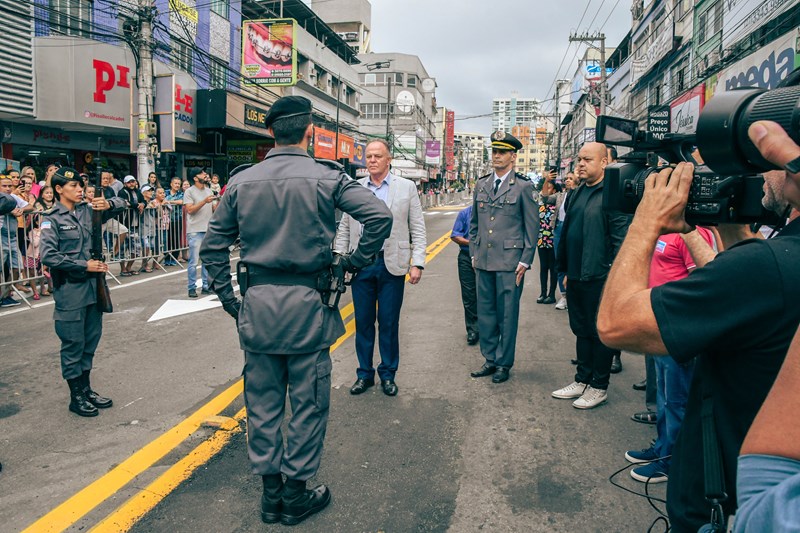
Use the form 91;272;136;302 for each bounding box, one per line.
457;249;478;335
568;278;616;390
243;349;331;480
476;269;523;369
54;303;103;380
351;257;405;381
537;246;557;298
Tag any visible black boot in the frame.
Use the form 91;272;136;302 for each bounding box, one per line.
67;378;98;417
280;479;331;526
81;370;113;408
261;474;283;523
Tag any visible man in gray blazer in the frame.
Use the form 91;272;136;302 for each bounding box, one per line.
469;131;538;383
335;139;427;397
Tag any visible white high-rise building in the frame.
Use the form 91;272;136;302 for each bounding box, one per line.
492;94;539;132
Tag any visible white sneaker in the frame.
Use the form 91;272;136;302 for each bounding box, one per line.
572;386;608;409
555;297;567;310
552;381;587;399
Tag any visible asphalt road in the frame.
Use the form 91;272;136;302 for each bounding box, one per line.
0;203;665;532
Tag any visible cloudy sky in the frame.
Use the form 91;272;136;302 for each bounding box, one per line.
369;0;633;133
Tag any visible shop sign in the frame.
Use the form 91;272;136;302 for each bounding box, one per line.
241;19;297;87
723;0;795;49
35;37;133;129
425;140;441;165
337;133;354;160
9;123;130;153
352;141;366;167
313;127;337;160
227;140;272;164
647;105;671;139
713;31;798;96
670;84;705;134
445;110;455;171
169;0;198;38
244;104;268;129
185;158;212;169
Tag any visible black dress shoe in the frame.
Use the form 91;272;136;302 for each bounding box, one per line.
350;378;374;395
470;363;497;378
492;368;510;383
542;296;556;304
467;332;479;345
610;354;623;374
536;295;546;304
632;379;647;391
571;358;578;365
381;379;398;396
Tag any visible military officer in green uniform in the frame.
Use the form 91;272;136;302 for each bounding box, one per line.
200;96;392;526
39;167;126;417
468;131;538;383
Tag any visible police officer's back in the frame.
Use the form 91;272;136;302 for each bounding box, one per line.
200;96;392;525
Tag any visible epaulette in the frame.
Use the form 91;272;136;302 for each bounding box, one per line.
515;172;530;181
316;158;344;171
43;206;56;215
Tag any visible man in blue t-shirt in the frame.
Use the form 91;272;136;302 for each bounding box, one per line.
451;205;478;344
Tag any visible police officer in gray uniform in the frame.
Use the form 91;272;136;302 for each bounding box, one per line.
200;96;392;526
39;167;126;417
468;131;538;384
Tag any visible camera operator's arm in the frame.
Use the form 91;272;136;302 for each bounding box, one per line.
680;229;717;268
597;163;694;354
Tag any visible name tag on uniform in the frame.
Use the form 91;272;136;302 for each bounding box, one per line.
60;224;77;231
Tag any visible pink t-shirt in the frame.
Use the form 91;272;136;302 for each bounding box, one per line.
648;228;715;288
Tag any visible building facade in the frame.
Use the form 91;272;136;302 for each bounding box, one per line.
492;94;539;132
355;52;438;181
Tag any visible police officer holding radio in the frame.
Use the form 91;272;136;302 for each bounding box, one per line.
468;131;538;384
200;96;392;526
39;167;126;417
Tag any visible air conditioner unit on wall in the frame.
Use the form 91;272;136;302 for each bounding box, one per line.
708;50;721;69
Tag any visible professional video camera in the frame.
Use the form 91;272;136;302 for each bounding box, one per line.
597;84;800;226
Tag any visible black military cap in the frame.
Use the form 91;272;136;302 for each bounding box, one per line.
264;96;312;128
53;166;81;182
490;131;523;152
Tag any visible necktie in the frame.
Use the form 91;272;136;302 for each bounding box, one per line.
493;178;501;194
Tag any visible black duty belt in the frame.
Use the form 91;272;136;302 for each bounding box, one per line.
247;266;327;290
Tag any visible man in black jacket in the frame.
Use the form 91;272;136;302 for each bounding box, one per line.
551;142;630;409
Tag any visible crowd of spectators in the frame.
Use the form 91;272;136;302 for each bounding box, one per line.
0;166;219;307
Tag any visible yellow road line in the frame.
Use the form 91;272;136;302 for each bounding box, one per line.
21;382;244;533
90;407;248;533
23;231;453;533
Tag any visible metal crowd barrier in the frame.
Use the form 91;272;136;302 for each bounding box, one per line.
0;205;189;309
419;191;468;209
104;204;188;276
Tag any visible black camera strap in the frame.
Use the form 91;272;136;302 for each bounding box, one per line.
700;354;728;532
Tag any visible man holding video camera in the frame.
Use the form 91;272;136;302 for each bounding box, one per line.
597;118;800;532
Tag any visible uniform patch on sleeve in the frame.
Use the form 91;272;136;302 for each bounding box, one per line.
41;220;52;229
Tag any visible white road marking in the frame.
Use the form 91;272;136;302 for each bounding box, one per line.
148;295;221;322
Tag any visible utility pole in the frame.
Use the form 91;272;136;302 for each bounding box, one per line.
334;74;341;161
136;0;155;183
569;32;607;115
385;76;392;144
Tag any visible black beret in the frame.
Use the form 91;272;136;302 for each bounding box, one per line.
490;131;523;152
264;96;313;129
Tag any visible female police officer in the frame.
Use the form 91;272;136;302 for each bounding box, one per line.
40;167;126;417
